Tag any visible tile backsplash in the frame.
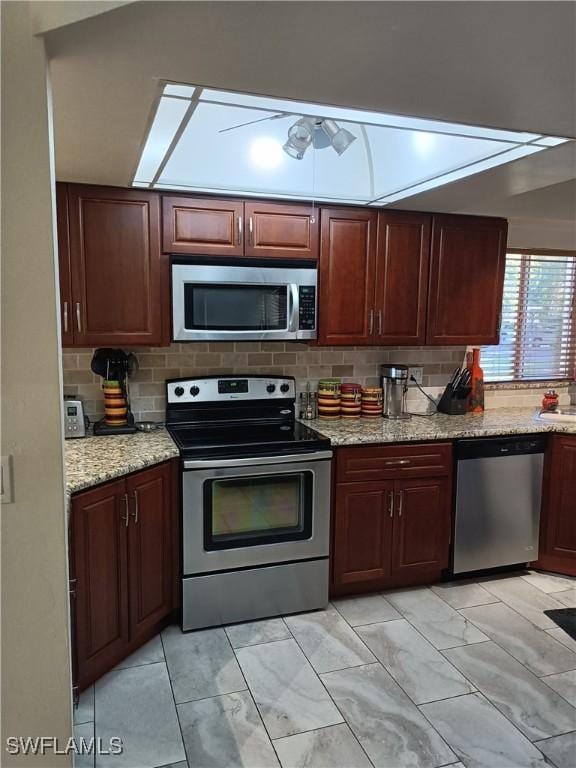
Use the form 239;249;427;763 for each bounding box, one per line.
62;343;572;423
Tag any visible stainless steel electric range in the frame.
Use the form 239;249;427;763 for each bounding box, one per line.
165;375;332;631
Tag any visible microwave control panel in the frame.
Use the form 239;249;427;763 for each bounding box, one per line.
299;286;316;330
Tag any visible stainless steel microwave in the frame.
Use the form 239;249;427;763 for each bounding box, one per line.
172;260;318;342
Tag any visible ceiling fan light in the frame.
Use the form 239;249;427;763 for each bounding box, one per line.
283;140;306;160
321;119;357;155
283;117;315;159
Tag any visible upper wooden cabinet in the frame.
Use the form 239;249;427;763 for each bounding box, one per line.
318;208;378;345
63;184;167;347
56;183;74;346
162;197;319;259
375;212;431;344
162;196;244;256
244;201;318;259
426;214;508;345
319;208;506;347
537;435;576;577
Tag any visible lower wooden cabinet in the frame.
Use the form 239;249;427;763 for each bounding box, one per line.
332;444;452;594
537;435;576;577
71;461;176;690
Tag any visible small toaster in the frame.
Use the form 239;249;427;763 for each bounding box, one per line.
64;398;86;439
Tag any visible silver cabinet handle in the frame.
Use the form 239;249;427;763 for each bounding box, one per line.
368;309;374;335
131;490;139;524
398;490;404;517
63;301;69;333
121;493;130;527
388;491;394;518
248;216;254;245
378;310;383;336
75;302;82;333
385;459;411;466
237;215;243;246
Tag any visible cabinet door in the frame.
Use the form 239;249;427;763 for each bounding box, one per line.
392;477;451;586
538;436;576;576
375;212;431;344
244;201;319;259
333;481;394;587
68;185;164;346
72;479;129;689
56;183;74;346
426;214;507;345
319;208;378;345
126;463;173;641
162;196;243;256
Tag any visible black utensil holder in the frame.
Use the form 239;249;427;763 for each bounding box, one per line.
437;386;471;415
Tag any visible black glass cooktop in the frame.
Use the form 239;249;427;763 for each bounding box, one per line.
167;420;330;459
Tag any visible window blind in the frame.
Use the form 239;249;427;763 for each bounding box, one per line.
483;251;576;382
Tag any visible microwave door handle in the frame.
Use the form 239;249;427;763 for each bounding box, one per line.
288;284;299;332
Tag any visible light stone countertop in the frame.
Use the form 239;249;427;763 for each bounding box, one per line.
303;407;576;446
65;429;179;495
66;408;576;496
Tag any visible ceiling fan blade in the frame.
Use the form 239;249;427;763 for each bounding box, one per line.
218;113;292;134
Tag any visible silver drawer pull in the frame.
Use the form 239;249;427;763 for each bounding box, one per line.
385;459;411;466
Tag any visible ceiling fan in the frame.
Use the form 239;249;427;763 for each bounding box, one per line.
219;113;356;159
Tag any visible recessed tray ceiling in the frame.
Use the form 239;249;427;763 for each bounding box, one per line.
133;83;570;205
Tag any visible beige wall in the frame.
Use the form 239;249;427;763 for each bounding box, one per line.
1;3;72;765
508;218;576;250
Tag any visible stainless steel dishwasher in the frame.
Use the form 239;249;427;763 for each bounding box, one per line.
453;435;546;574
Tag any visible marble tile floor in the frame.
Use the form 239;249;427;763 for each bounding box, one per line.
74;570;576;768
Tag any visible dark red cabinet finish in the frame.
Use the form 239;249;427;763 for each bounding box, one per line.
162;196;244;256
162;197;319;259
426;214;507;345
126;463;173;643
67;185;165;347
332;443;452;595
392;477;451;583
318;208;378;345
56;183;74;346
71;478;129;689
537;435;576;577
244;201;318;259
333;482;394;586
71;461;176;690
375;212;431;344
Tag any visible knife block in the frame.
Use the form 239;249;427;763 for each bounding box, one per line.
437;385;471;415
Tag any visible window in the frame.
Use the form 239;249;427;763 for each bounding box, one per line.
482;250;576;382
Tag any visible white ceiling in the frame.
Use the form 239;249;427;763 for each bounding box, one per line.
46;1;576;224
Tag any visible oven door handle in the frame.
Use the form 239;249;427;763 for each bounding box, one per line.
183;450;333;470
288;283;299;333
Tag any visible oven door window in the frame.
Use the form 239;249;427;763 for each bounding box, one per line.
184;283;288;332
204;471;313;550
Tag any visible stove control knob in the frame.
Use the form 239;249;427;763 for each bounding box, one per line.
280;383;290;393
190;386;200;397
174;386;184;397
266;384;276;393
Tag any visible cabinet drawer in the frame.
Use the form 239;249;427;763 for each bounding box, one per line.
336;442;452;482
